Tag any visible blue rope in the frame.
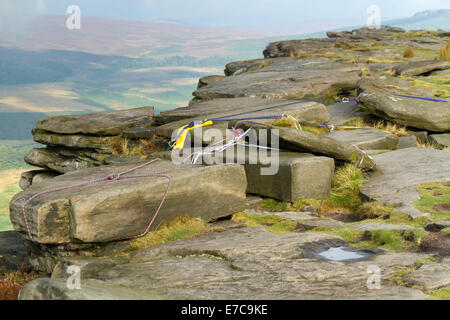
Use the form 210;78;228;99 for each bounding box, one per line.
212;115;282;122
394;94;448;103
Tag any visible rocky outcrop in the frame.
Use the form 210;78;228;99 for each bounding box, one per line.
22;107;165;178
5;26;450;300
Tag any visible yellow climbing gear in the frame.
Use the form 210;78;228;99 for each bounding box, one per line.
169;120;214;150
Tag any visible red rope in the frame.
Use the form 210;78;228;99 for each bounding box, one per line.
22;159;172;242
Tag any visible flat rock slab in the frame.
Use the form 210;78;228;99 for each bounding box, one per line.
393;60;450;77
358;78;450;132
20;227;429;300
32;130;115;153
349;223;415;231
360;148;450;218
155;97;282;124
155;101;331;139
398;135;418;149
24;148;99;174
327;101;370;125
192;59;361;101
323;128;399;150
245;209;316;221
10;160;247;244
19;278;164;300
298;219;345;228
429;133;450;148
403;258;450;291
36;107;154;136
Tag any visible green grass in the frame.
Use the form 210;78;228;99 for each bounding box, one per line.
0;182;22;231
260;198;290;212
411;74;450;98
327;164;366;211
232;212;297;234
0;142;33;171
354;229;428;251
414;182;450;221
308;226;365;242
427;286;450;300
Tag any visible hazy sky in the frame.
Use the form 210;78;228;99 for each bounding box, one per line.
1;0;449;35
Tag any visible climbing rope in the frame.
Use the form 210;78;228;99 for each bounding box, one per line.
393;94;448;103
22;159;171;242
169;94;369;150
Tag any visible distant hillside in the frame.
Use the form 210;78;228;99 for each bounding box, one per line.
0;14;266;59
386;9;450;31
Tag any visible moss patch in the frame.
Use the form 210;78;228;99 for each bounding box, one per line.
308;226;365;243
130;216;215;250
414;182;450;221
427;286;450;300
232;212;297;234
260;198;290;212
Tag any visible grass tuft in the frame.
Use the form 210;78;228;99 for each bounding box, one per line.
439;41;450;61
403;46;415;58
130;216;214;250
342;118;411;136
327;164;365;211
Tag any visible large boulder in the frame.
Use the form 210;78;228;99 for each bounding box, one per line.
360;148;450;218
36;107;154;136
198;150;335;202
9;160;247;244
358;78;450;132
